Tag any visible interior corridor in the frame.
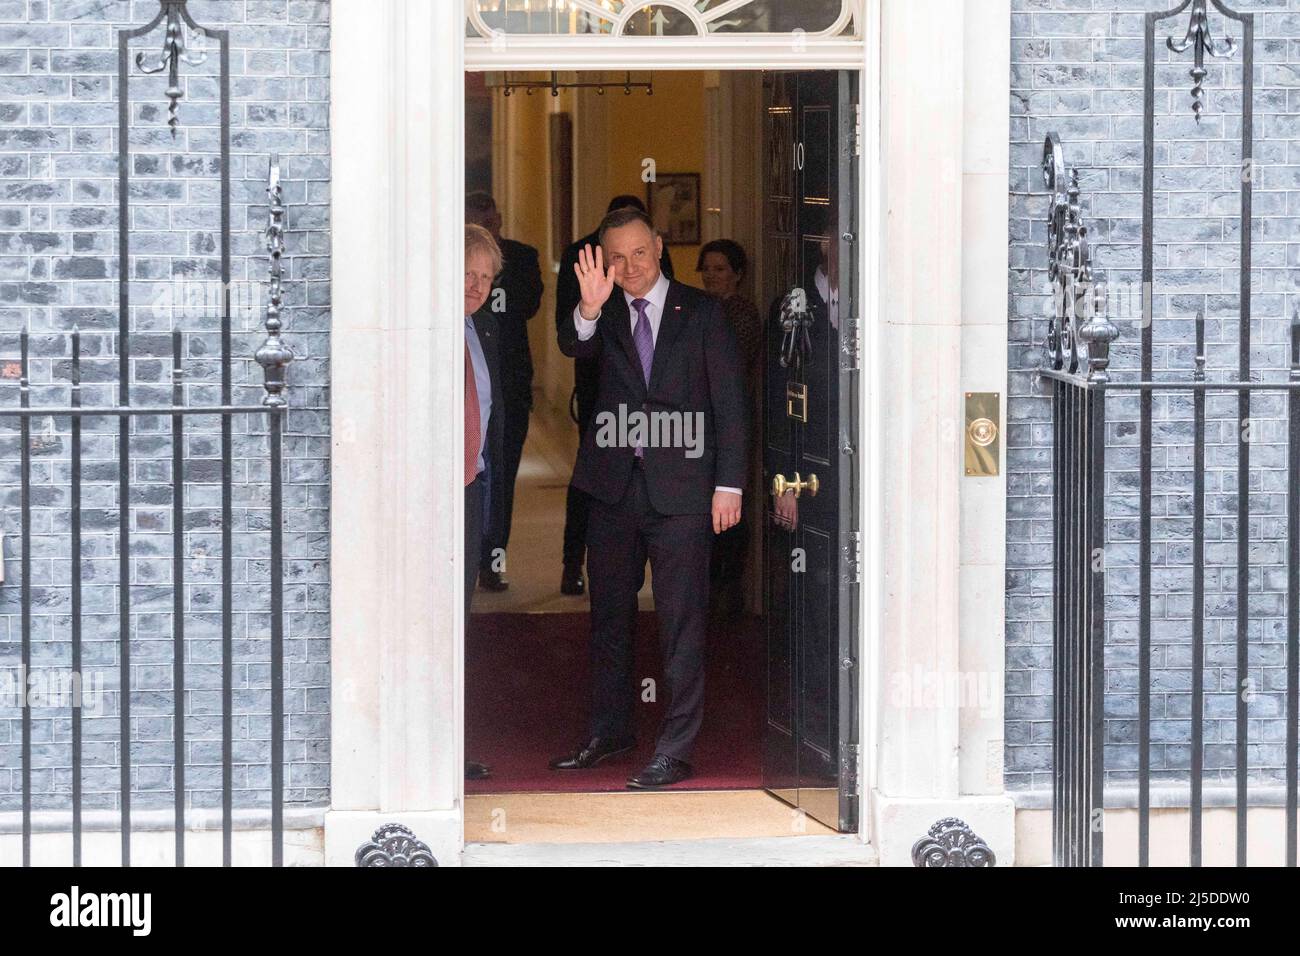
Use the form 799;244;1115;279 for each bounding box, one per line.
469;402;656;614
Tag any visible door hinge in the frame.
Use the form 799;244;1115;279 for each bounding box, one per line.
853;102;862;157
839;312;860;371
841;741;860;796
842;530;862;585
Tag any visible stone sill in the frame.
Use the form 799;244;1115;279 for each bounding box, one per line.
1010;786;1294;810
0;804;328;834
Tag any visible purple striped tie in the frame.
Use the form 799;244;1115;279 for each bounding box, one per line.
632;298;653;458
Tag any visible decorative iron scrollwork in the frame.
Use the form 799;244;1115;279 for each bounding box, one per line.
134;0;210;138
1166;0;1239;123
355;824;439;867
1041;134;1117;382
911;817;996;868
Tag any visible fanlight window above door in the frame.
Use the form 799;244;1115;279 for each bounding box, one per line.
466;0;860;39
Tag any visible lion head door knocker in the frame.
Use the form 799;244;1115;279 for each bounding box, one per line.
778;286;814;370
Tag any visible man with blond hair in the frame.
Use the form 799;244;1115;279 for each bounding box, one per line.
462;222;504;782
465;192;542;593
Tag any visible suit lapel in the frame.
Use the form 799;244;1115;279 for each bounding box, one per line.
471;311;496;369
648;280;686;395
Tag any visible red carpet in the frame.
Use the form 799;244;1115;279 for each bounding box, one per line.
465;611;763;793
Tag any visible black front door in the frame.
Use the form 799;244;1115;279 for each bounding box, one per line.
760;70;859;833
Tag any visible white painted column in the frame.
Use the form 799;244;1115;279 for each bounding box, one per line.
958;0;1011;801
325;0;465;866
870;0;1014;865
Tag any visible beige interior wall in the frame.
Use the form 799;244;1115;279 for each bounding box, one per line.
482;71;757;420
489;83;574;420
603;71;707;280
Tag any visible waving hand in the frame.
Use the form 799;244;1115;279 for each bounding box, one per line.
575;243;616;320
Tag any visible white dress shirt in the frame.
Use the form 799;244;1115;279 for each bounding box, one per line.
575;271;742;497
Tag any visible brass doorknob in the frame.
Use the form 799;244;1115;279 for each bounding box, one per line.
772;472;819;498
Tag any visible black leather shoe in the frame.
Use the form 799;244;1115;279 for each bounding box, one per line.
549;735;635;771
479;568;509;592
465;760;492;780
627;754;692;789
560;562;585;596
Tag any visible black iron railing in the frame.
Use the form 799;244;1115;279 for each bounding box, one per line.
1;0;292;867
1044;0;1299;868
1041;132;1114;868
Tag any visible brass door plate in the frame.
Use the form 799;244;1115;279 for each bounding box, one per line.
964;392;1000;477
787;382;808;422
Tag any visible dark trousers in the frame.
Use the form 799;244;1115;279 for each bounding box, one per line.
465;474;484;621
586;464;713;762
563;485;591;566
481;398;529;572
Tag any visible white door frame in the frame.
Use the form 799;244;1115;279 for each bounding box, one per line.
463;15;882;847
327;0;1012;867
325;0;880;864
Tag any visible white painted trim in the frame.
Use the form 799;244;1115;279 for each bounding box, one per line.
464;36;867;71
957;0;1010;798
436;0;472;854
329;0;900;861
612;0;709;35
328;0;465;864
858;0;1014;865
463;0;860;46
467;17;879;848
857;0;883;848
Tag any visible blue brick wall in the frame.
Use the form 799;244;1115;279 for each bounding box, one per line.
0;0;329;813
1009;0;1300;792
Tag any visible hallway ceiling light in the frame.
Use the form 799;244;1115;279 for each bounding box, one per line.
489;70;654;97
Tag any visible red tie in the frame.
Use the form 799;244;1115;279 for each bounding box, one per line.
464;341;481;486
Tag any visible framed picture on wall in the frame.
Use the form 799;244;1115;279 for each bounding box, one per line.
647;172;701;245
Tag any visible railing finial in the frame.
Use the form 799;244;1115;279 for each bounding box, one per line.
256;155;293;408
1166;0;1239;123
134;0;210;138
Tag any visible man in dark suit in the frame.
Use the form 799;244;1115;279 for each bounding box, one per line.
464;223;507;782
554;195;674;597
466;192;543;593
550;207;746;788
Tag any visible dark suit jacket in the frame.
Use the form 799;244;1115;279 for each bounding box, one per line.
557;280;747;516
470;309;506;540
556;229;674;427
494;237;543;411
